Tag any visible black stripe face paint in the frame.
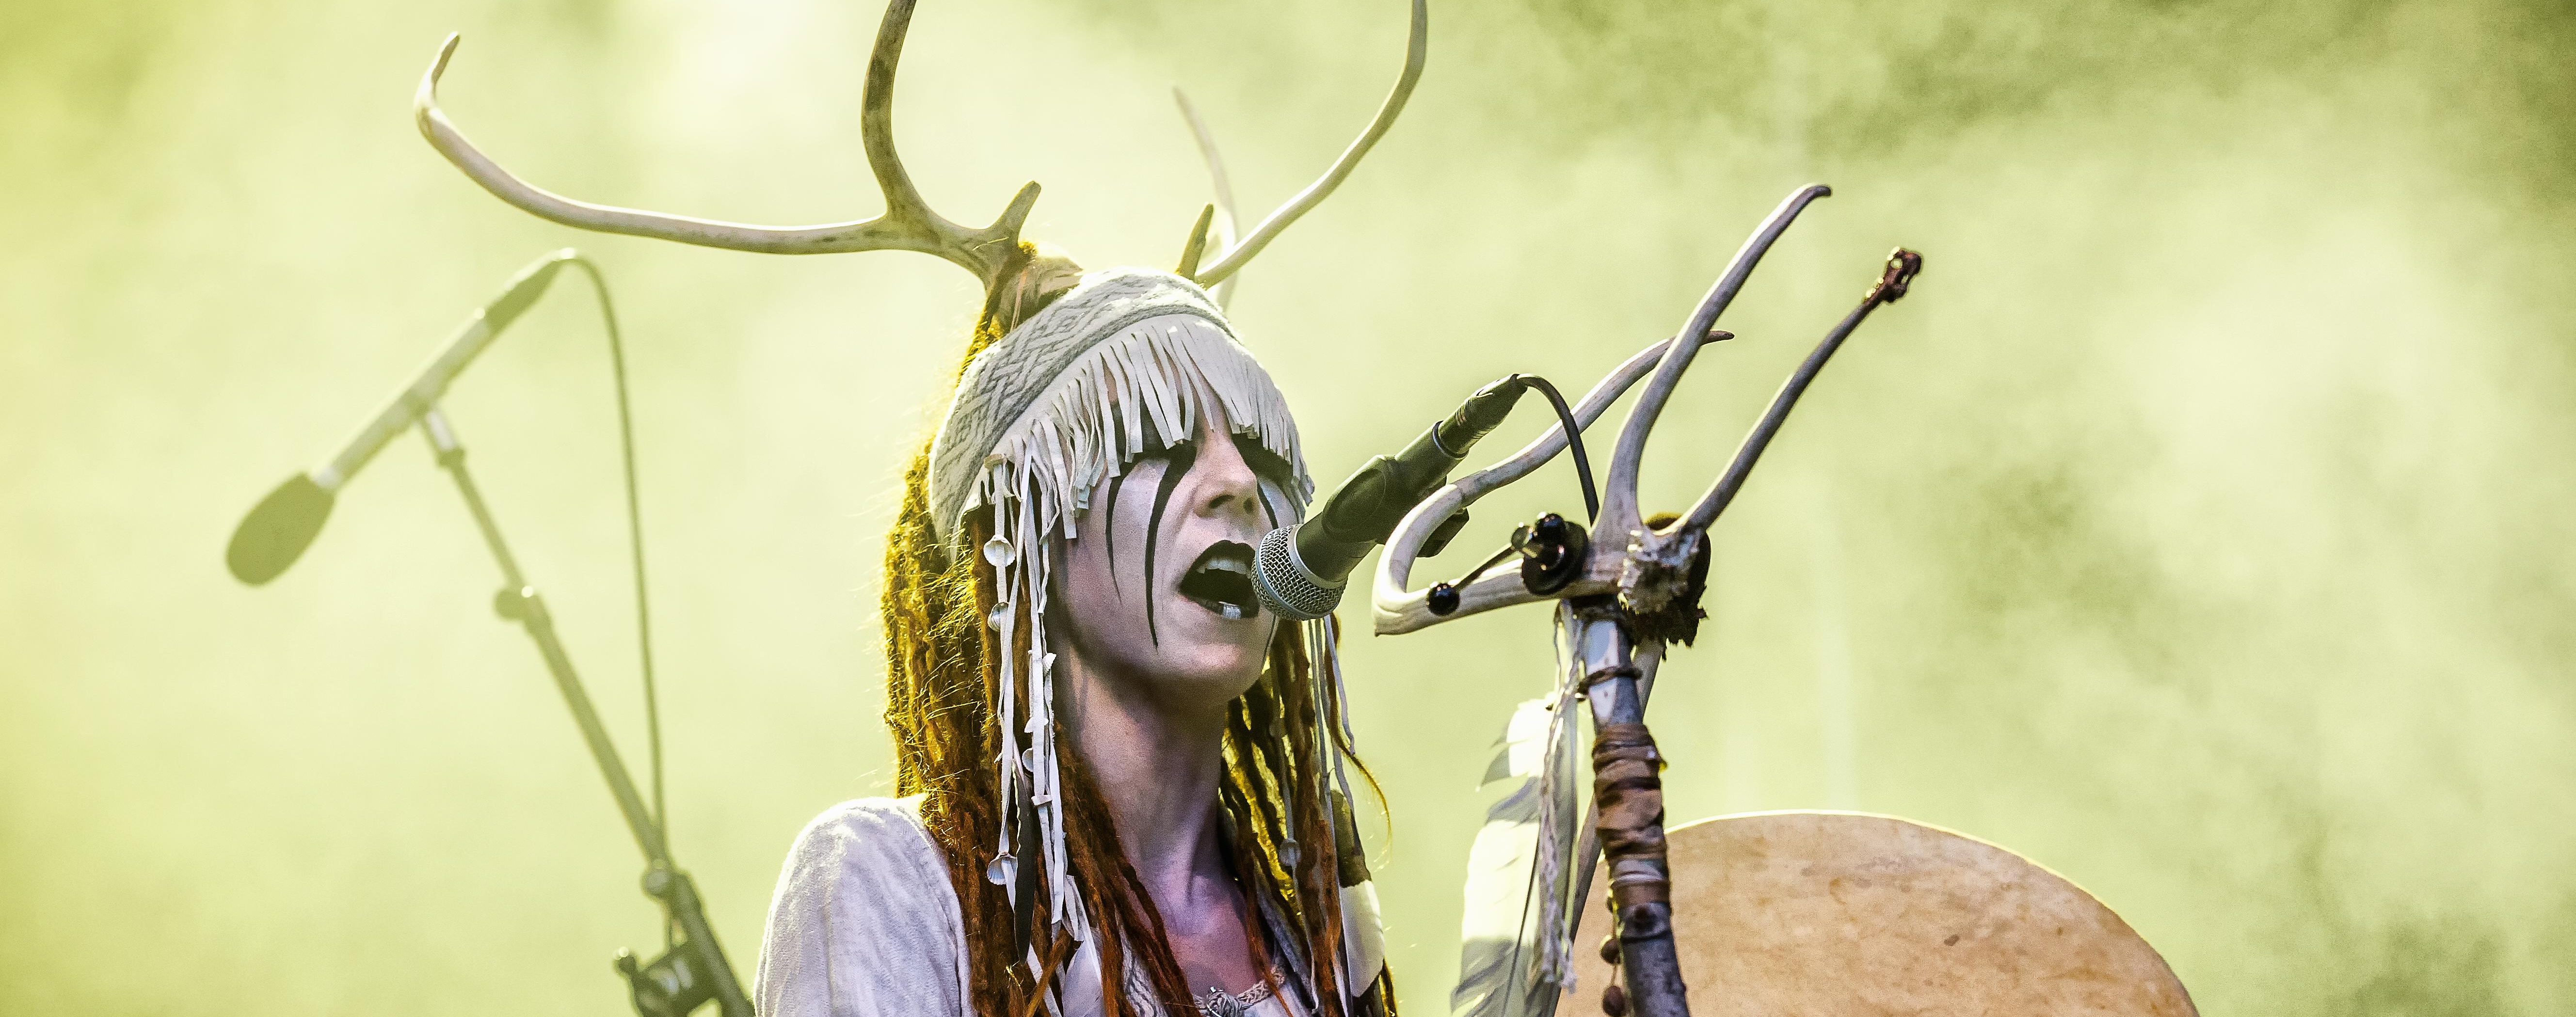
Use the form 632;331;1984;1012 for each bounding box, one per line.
1101;470;1128;596
1232;432;1296;534
1140;440;1198;647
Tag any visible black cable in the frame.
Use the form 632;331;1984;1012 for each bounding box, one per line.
567;258;666;927
1423;373;1596;608
1512;374;1598;522
1442;541;1523;592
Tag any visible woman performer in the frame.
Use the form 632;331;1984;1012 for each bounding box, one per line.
409;1;1431;1014
763;266;1387;1017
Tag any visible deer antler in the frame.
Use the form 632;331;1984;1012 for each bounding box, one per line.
1172;88;1241;309
1593;185;1831;542
414;0;1041;291
1186;0;1427;287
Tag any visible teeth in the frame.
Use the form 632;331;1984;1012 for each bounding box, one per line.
1178;542;1259;619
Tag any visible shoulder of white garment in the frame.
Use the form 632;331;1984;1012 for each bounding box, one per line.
750;797;1368;1017
755;795;976;1017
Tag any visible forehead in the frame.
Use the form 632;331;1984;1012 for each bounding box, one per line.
1079;314;1303;469
1103;384;1298;499
1127;382;1280;445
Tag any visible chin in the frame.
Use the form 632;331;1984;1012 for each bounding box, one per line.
1133;610;1272;705
1147;614;1274;695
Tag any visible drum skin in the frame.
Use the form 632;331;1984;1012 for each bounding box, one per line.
1562;811;2196;1017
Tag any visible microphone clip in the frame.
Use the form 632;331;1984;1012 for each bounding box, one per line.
1424;511;1589;617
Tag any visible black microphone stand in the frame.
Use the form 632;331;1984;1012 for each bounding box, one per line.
418;405;751;1017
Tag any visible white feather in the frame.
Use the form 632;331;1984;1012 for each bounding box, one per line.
1452;605;1590;1017
1451;699;1579;1017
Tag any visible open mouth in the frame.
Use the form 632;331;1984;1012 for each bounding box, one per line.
1177;540;1261;620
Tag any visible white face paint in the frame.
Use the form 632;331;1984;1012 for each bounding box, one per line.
1051;412;1296;712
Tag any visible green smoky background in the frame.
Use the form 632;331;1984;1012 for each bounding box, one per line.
5;0;2572;1013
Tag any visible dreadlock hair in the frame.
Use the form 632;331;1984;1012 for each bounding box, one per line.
882;271;1397;1017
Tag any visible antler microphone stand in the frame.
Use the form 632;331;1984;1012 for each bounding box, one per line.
1370;181;1924;1017
419;406;752;1017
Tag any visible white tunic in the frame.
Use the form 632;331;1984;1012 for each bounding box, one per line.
756;796;1313;1017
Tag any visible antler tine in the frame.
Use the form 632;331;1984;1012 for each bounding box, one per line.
1173;88;1241;308
1176;204;1217;279
1596;184;1832;540
1188;0;1427;287
415;5;1040;290
862;0;1040;288
1674;248;1923;533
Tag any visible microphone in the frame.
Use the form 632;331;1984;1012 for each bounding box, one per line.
1254;376;1538;620
225;249;578;585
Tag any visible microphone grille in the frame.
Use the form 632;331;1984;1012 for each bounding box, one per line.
1253;525;1344;621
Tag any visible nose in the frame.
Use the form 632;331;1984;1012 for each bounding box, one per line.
1189;421;1265;524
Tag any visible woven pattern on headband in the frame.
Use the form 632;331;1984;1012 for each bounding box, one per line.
929;268;1311;540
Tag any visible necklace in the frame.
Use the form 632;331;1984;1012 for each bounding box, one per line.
1193;979;1275;1017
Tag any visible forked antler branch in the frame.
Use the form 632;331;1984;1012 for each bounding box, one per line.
1173;88;1242;308
1187;0;1428;287
415;0;1041;291
1594;185;1831;542
1672;248;1922;534
1374;185;1923;636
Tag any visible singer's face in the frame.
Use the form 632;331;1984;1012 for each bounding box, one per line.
1052;412;1296;709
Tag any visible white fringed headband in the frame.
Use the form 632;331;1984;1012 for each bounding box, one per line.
929;268;1312;542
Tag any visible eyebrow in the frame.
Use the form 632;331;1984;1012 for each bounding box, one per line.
1101;470;1129;596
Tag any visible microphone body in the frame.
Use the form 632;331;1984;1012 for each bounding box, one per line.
226;250;576;585
1254;376;1531;620
315;250;574;491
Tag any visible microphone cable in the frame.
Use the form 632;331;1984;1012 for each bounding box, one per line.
565;256;671;945
1514;374;1596;524
1431;373;1596;595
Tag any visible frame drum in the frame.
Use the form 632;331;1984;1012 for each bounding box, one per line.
1562;811;2195;1017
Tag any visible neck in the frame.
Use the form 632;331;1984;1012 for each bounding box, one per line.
1050;634;1275;996
1055;647;1234;903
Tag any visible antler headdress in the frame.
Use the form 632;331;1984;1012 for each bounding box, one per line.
415;0;1425;298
